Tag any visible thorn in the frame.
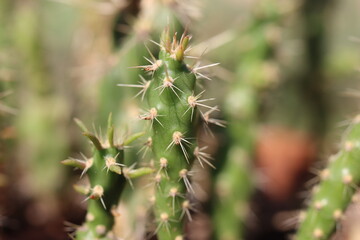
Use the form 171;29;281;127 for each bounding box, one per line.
168;187;182;215
103;153;124;174
79;154;93;179
160;26;171;52
144;44;157;63
158;157;169;177
154;212;171;236
117;76;151;101
179;169;194;193
150;39;163;49
184;55;199;59
278;210;304;230
84;185;106;209
154;173;162;188
188;50;216;81
193;62;220;71
143;56;153;65
137;137;152;158
155;68;183;100
63;221;80;234
122;163;137;189
143;172;162;190
181;200;197;221
195;71;213;81
201;106;227;127
166;131;192;162
184;90;216;121
139;108;164;128
194;146;216;169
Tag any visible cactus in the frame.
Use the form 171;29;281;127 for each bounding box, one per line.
87;2;187;237
213;1;282;239
146;28;195;240
62;115;152;239
213;147;253;240
123;27;218;240
295;115;360;240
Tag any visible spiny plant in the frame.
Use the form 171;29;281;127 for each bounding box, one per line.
99;8;184;236
213;1;282;239
120;27;220;240
62;114;152;239
146;28;196;240
295;115;360;240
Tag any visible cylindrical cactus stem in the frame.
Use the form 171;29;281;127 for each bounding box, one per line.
295;115;360;240
63;115;152;239
213;2;283;239
144;28;199;240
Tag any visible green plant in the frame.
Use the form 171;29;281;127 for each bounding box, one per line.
213;1;282;238
146;28;196;240
13;0;70;199
62;115;152;239
295;115;360;240
124;26;218;240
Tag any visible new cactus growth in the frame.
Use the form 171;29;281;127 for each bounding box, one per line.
295;115;360;240
62;115;152;239
125;27;217;240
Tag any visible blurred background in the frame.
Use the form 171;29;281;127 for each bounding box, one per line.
0;0;360;239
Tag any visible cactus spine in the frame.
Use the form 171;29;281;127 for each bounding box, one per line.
295;115;360;240
63;115;152;239
139;28;208;240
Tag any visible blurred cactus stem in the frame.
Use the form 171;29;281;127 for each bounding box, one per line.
295;115;360;240
13;0;69;199
213;1;283;239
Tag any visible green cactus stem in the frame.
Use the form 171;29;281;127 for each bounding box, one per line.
123;26;219;240
63;115;152;239
295;115;360;240
146;28;196;240
213;1;283;239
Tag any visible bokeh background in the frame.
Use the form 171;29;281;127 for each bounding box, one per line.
1;0;360;239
